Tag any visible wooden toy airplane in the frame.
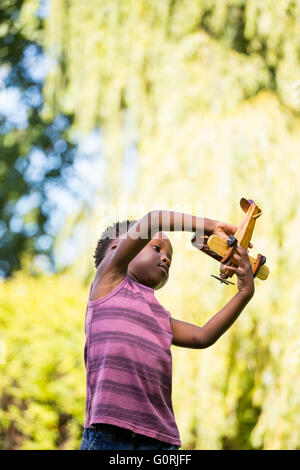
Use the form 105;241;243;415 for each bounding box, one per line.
191;198;269;285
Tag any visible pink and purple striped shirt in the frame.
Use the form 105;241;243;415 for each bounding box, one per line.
83;275;181;446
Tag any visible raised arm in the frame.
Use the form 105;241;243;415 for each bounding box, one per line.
109;210;224;274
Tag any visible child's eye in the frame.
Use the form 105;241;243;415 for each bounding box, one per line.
153;245;160;252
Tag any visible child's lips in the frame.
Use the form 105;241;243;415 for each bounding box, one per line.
158;264;169;276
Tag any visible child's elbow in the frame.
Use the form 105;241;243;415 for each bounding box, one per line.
195;334;216;349
195;339;208;349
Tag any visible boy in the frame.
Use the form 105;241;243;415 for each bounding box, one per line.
80;210;254;450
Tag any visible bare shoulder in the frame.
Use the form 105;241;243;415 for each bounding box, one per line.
90;259;126;301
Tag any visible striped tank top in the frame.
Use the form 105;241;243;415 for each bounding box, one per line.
83;275;181;446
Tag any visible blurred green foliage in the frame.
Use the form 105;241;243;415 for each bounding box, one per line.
0;270;87;450
0;0;77;277
1;0;300;450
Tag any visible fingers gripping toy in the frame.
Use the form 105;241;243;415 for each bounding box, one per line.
191;198;270;285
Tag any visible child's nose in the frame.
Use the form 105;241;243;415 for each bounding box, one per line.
161;254;170;265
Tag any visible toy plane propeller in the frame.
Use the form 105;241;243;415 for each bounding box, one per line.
191;198;269;285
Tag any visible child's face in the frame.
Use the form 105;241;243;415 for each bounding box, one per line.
128;232;173;290
110;232;173;290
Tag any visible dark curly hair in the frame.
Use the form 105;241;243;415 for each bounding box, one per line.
93;219;138;269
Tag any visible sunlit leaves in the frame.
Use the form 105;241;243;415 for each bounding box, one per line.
0;272;87;449
6;0;300;449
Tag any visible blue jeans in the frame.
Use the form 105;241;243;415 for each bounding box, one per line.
79;423;180;450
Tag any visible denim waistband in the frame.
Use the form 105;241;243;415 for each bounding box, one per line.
91;423;156;441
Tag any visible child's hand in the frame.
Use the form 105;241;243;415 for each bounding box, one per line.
221;245;255;298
